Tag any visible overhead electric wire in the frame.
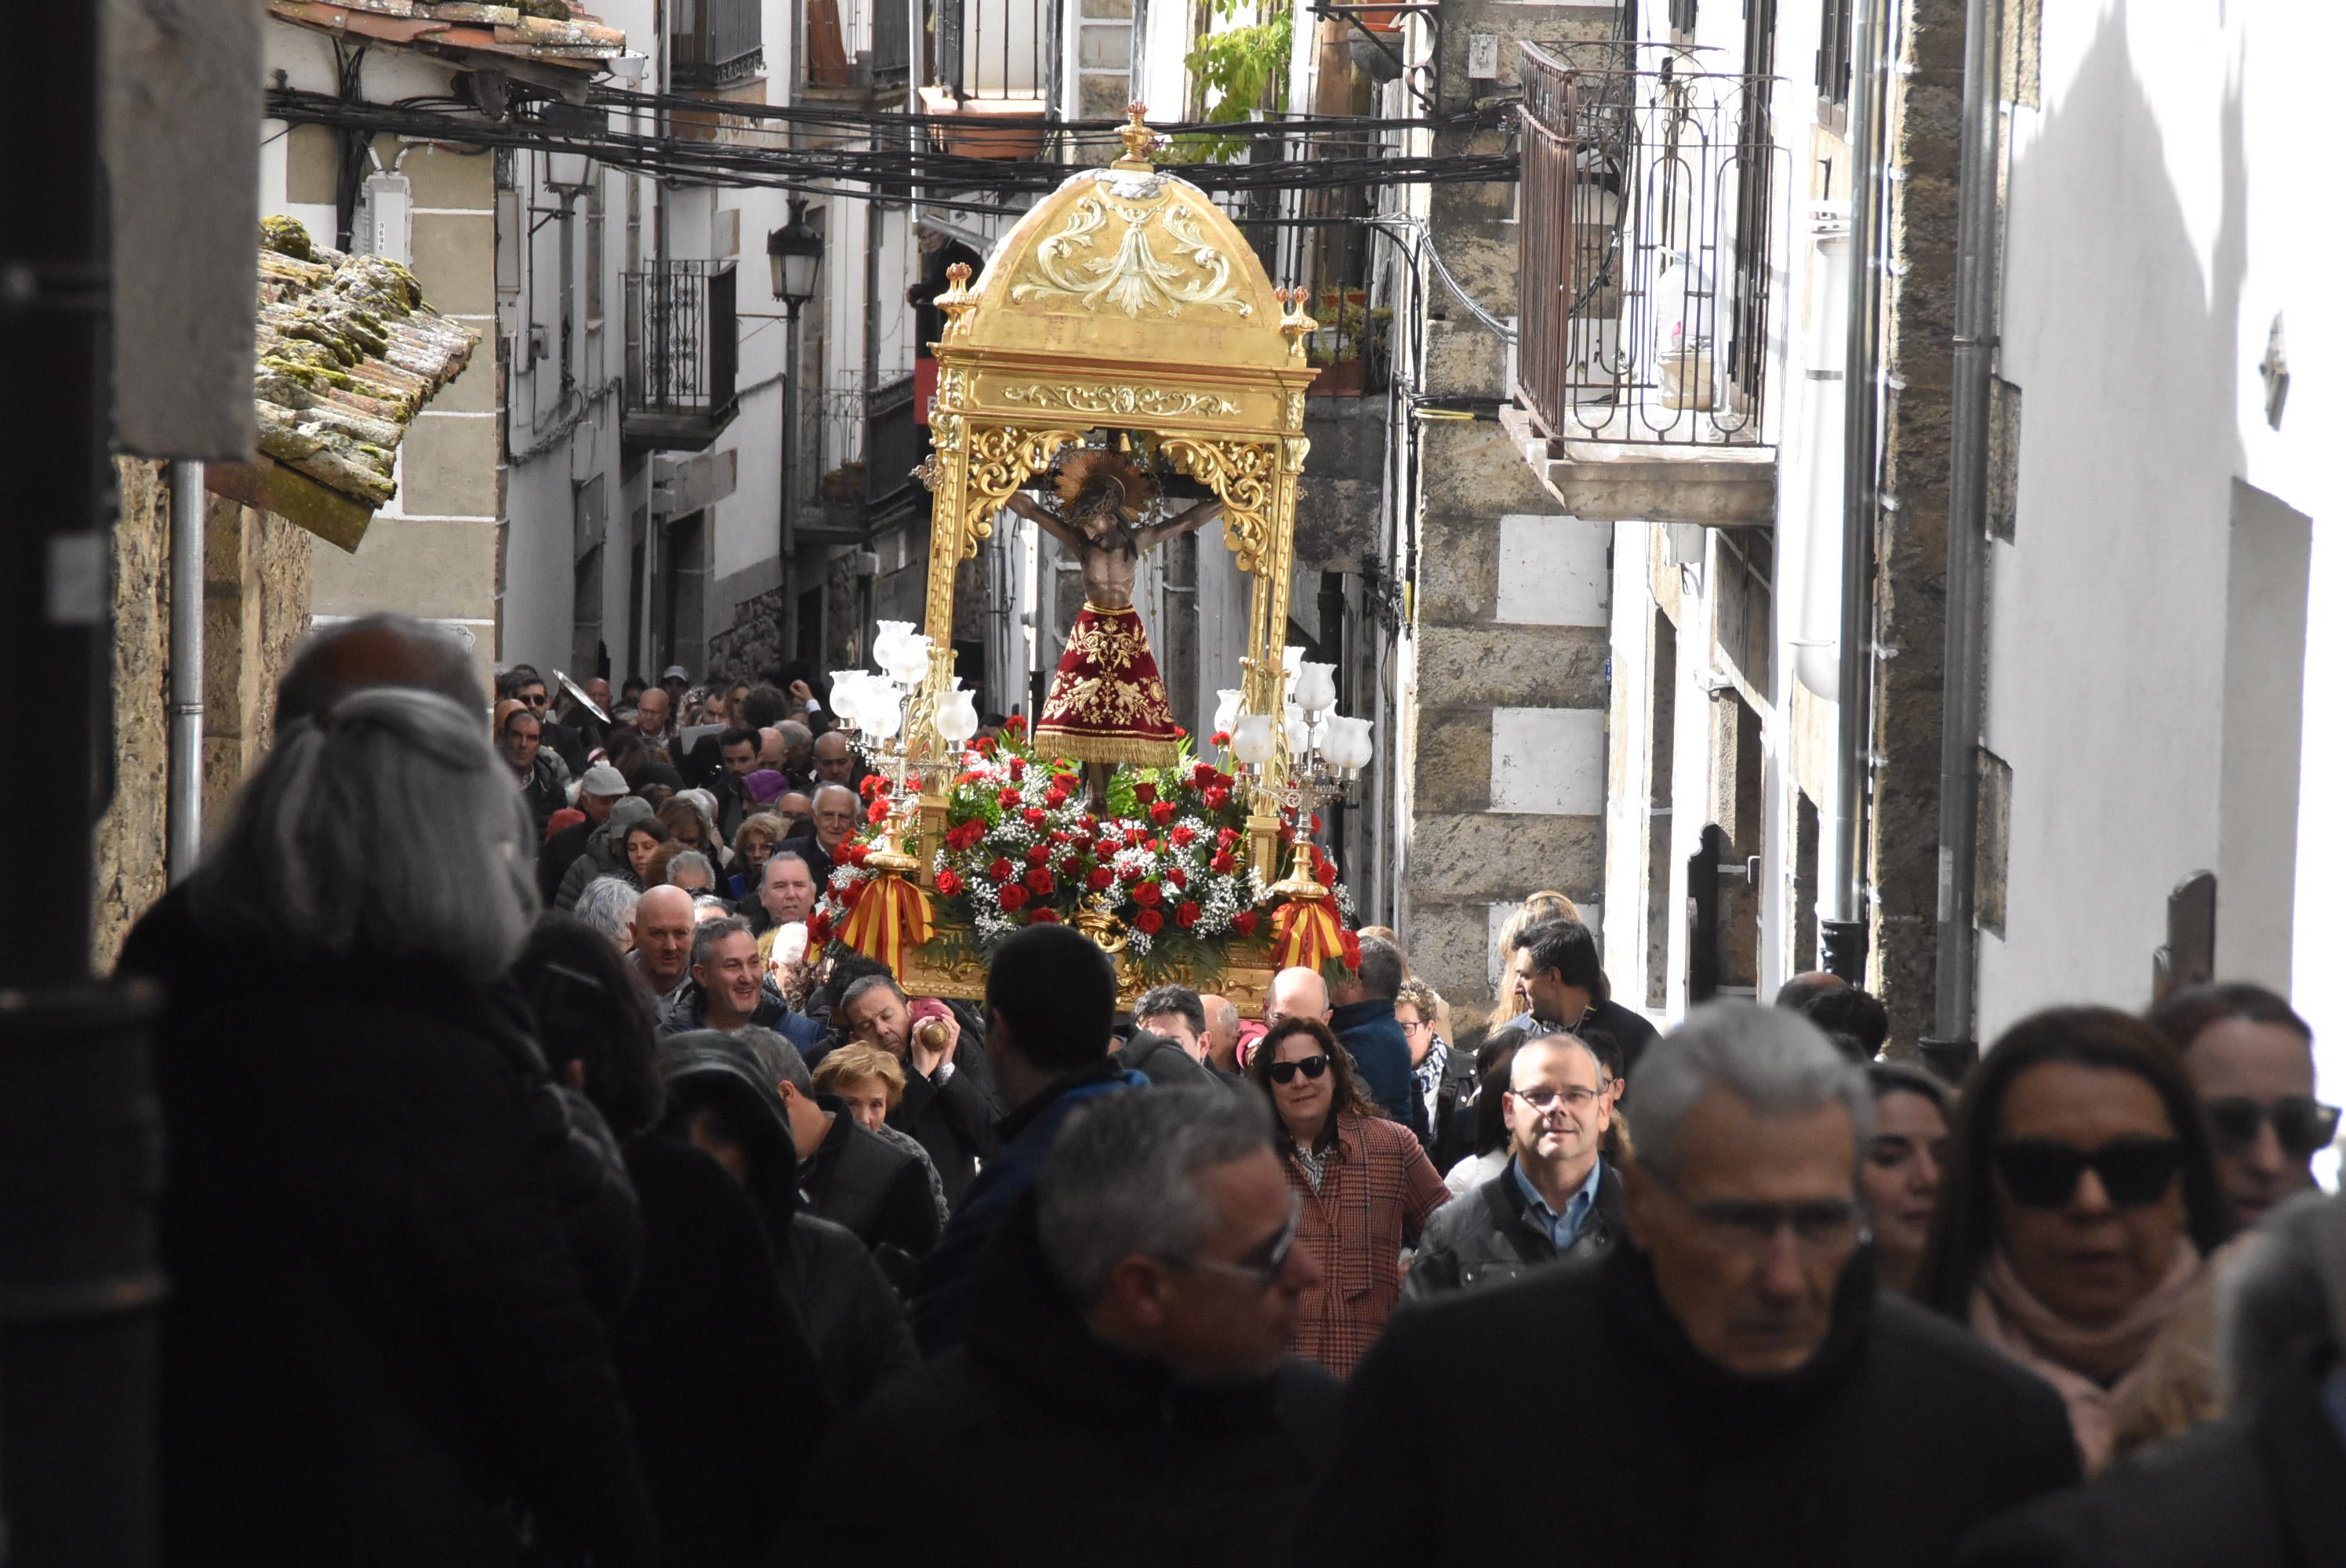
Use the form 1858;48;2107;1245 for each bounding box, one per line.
264;85;1518;217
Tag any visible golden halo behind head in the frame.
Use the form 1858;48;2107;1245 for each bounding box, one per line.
1055;448;1157;521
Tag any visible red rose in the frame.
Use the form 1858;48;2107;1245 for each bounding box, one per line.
935;869;964;898
1193;763;1218;786
1025;868;1055;895
864;798;888;825
1120;864;1145;886
975;737;997;756
997;786;1021;808
1027;907;1059;924
1164;867;1187;890
808;909;832;944
1087;867;1114;891
1210;851;1235;874
1124;827;1150;848
1048;829;1070;846
1044;787;1068;808
1169;825;1197;848
840;843;870;867
1203;786;1230;810
999;883;1029;912
1025;844;1048;867
1060;855;1084;878
1217;827;1239;851
1314;856;1337;888
1008;759;1026;780
1176;901;1202;929
1339;930;1362;968
1003;714;1027;734
1230;909;1258;938
987;858;1015;882
1209;730;1231;747
1132;882;1163;908
1023;807;1047;826
1135;908;1165;935
1149;800;1176;826
1054;773;1081;793
1080;814;1099;833
1134;782;1158;806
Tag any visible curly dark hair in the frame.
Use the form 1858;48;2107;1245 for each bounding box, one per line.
1246;1015;1380;1130
1913;1006;2232;1319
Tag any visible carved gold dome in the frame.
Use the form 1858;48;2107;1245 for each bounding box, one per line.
939;108;1306;383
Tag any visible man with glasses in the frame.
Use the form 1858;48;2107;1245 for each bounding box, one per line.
808;1087;1338;1568
499;662;586;774
1306;1002;2078;1568
1404;1034;1623;1300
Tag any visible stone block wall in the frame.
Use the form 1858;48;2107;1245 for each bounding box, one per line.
93;463;314;970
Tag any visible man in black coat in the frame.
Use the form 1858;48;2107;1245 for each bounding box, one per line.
808;1087;1341;1568
1328;935;1430;1142
837;972;1000;1204
1303;1003;2078;1568
749;1030;940;1262
1495;915;1661;1078
1404;1033;1625;1299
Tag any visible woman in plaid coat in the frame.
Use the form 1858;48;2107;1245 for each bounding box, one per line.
1249;1016;1451;1376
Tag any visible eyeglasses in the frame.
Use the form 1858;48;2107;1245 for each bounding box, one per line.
2204;1096;2341;1160
1687;1197;1862;1250
1175;1194;1302;1286
1398;1018;1435;1035
1509;1084;1603;1112
522;691;549;708
1266;1054;1330;1086
1990;1137;2184;1210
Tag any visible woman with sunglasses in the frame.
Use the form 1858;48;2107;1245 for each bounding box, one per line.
2148;982;2336;1229
1246;1017;1449;1376
1916;1007;2231;1470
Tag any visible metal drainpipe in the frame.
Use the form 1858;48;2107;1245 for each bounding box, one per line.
168;461;208;882
1928;0;2004;1066
1821;0;1889;985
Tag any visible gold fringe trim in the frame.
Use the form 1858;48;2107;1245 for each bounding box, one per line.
1030;729;1182;768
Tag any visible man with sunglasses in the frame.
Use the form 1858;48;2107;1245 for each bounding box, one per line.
1303;1003;2078;1568
808;1087;1339;1568
2149;982;2337;1228
1403;1034;1623;1300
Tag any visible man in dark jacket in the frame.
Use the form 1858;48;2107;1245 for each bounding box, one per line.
1494;915;1661;1078
502;704;569;837
1405;1033;1624;1299
654;917;822;1051
1328;935;1429;1142
746;1028;940;1262
1303;1003;2078;1568
777;781;857;891
913;924;1144;1355
1116;1027;1217;1087
540;763;633;901
809;1087;1341;1568
1959;1188;2346;1568
839;973;1000;1204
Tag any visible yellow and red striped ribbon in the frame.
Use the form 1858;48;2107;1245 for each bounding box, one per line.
837;869;936;980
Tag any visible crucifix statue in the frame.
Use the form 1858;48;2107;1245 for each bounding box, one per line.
1003;446;1224;808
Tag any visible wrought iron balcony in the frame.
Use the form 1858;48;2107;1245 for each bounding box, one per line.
918;0;1057;158
1506;43;1785;524
800;373;922;528
623;261;739;452
671;0;762;89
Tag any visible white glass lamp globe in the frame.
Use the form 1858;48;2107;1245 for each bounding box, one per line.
1230;713;1276;767
1294;662;1338;720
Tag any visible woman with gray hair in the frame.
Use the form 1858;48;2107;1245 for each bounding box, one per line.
118;685;659;1567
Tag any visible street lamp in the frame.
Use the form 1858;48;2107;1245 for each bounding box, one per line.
766;200;824;654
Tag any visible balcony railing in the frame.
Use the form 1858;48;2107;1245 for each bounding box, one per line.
623;261;739;452
1516;44;1785;448
805;372;921;512
672;0;763;87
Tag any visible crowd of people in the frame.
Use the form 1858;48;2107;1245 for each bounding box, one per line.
128;611;2346;1566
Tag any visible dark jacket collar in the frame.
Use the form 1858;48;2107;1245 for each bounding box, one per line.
1329;998;1397;1030
997;1058;1132;1145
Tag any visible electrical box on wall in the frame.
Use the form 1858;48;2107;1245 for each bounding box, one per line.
355;172;412;264
1469;33;1500;79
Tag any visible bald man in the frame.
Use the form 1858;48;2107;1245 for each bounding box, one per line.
811;729;856;787
1265;967;1331;1029
1198;993;1244;1078
274;611;483;725
630;884;697;999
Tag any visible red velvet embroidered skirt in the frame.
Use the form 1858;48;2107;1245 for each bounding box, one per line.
1033;603;1182;767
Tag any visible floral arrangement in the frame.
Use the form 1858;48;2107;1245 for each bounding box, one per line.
809;715;1359;978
